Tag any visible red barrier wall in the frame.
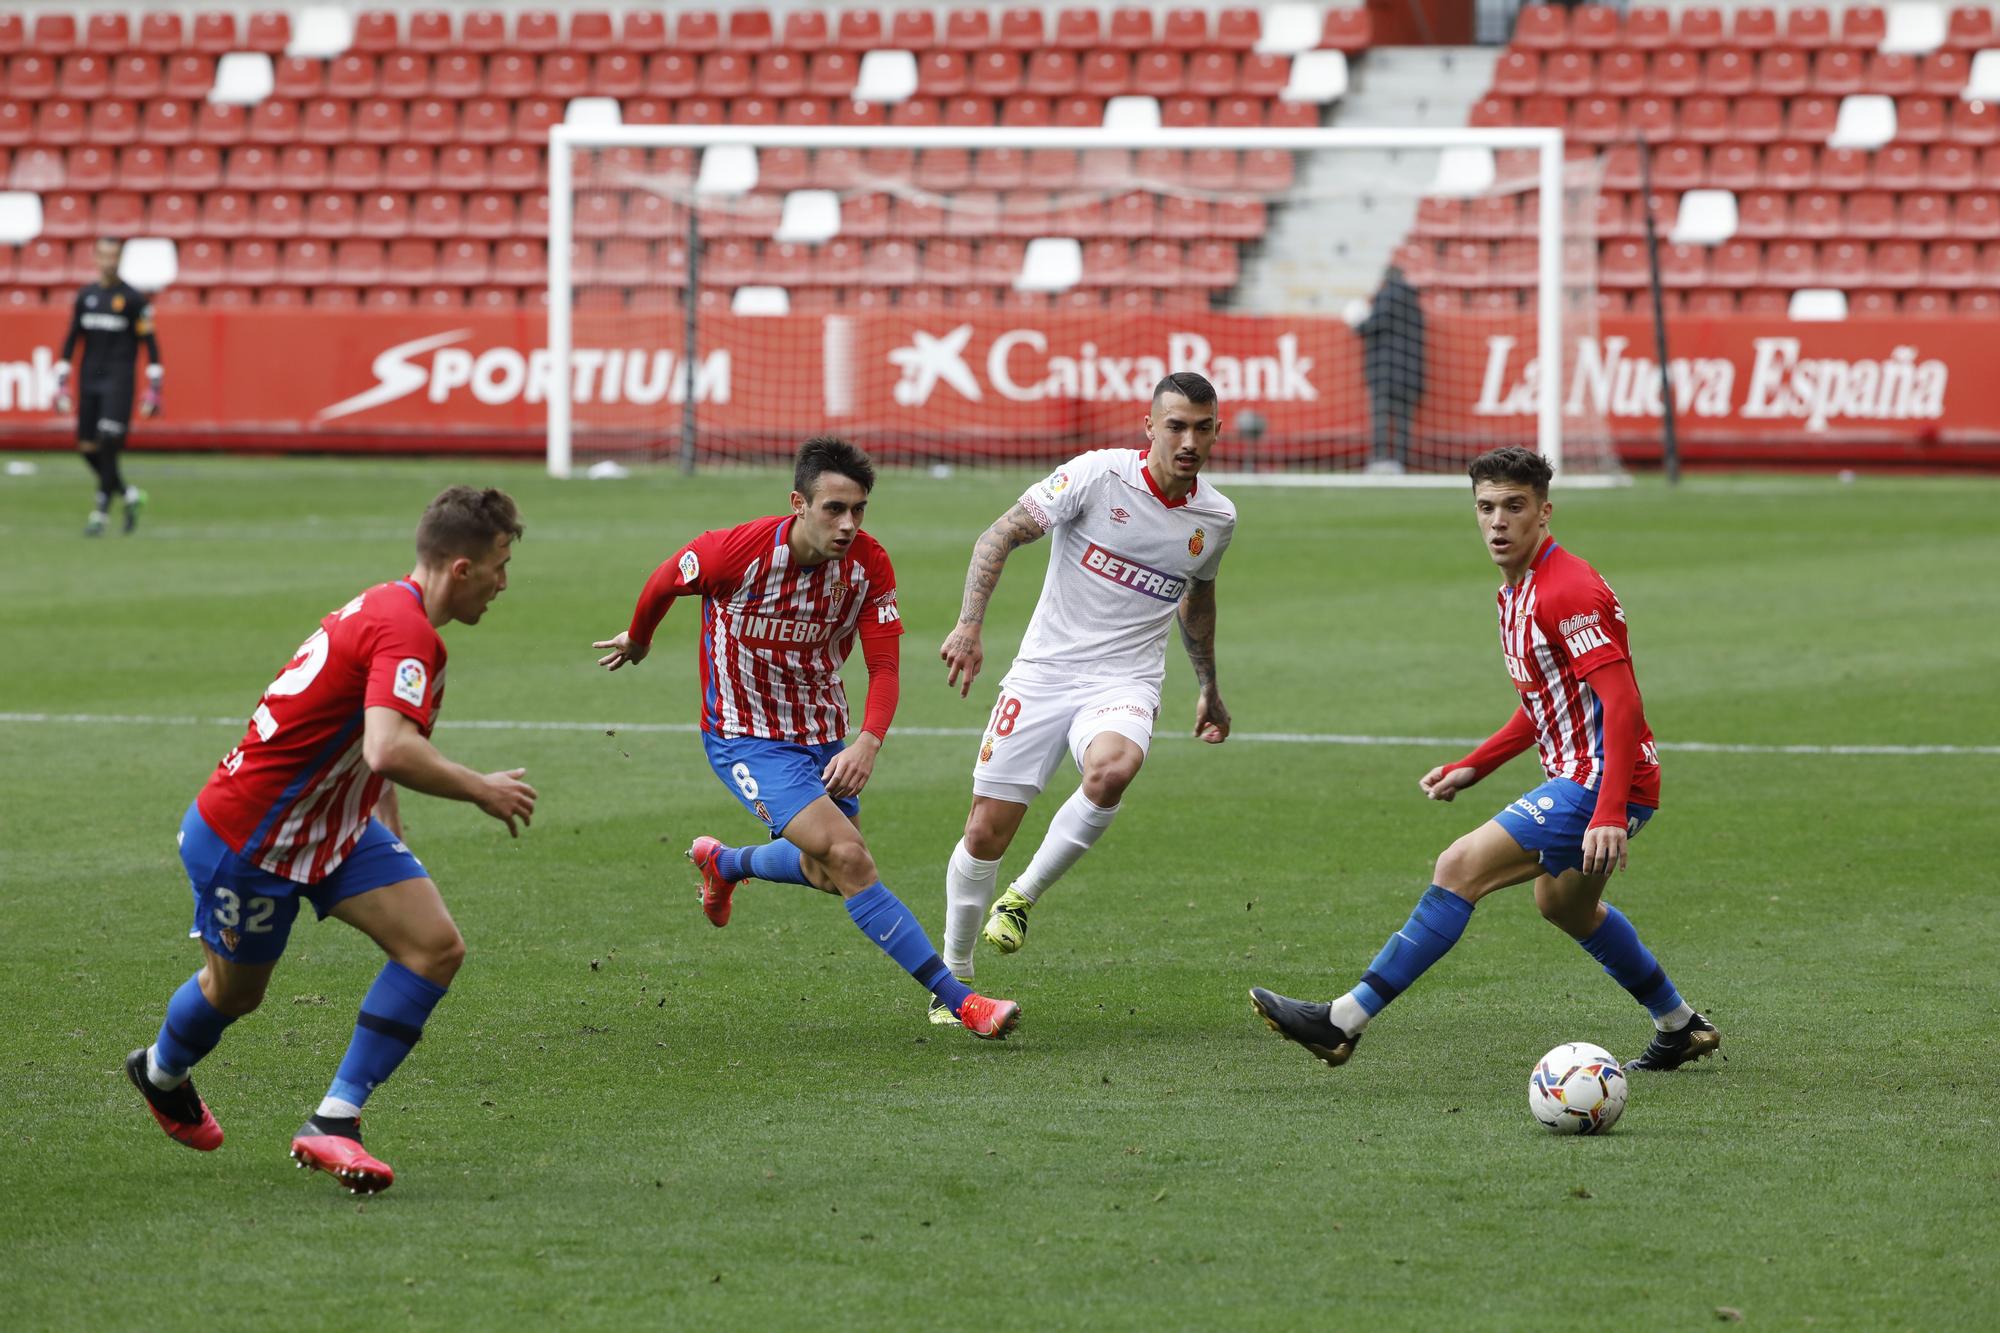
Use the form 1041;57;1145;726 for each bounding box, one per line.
2;309;1993;467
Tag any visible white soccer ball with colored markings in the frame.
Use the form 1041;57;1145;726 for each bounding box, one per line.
1528;1042;1628;1135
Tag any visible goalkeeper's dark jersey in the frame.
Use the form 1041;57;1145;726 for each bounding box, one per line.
61;281;160;387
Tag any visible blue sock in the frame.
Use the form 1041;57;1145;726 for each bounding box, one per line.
153;972;235;1078
844;883;974;1016
717;839;813;886
325;961;448;1110
1353;885;1475;1017
1580;905;1684;1019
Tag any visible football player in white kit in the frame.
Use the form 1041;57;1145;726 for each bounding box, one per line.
932;372;1236;1022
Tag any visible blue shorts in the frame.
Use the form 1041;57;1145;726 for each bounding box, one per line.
177;801;429;964
1491;777;1656;879
701;733;857;837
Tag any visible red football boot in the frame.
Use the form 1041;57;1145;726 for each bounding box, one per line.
686;835;738;927
957;993;1021;1041
125;1048;224;1151
289;1116;395;1195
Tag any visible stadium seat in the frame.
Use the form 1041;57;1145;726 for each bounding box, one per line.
332;240;386;285
382;145;432;190
250;190;304;238
275;237;330;285
387;238;438;285
304;191;358;237
1492;51;1539;96
1926;144;1976;189
1794;189;1842;237
1845;190;1895;237
192;103;246;147
1736;189;1790;237
1899;98;1945;144
1867;53;1917;96
1948;99;1998;146
1568;97;1623;144
1900;191;1950;239
1759;50;1810;96
330;144;385;191
1318;8;1373;55
1953;191;2000;238
29;14;76;54
514;11;561;53
1811;49;1865;96
1945;5;1995;50
378;53;427;99
63;144;113;191
170;237;222;283
1761;240;1814;286
1873;240;1921;288
1678;6;1726;49
1711;238;1763;286
1511;4;1567;50
225;238;277;285
1920;51;1970;96
1623;6;1672;49
1789;96;1842;143
1734;6;1780;48
542;54;591;99
1136;52;1187;96
1706;50;1754;96
1785;6;1835;47
326;54;378;99
355;190;409;238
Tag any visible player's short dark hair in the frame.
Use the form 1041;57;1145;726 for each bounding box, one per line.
417;486;523;562
1152;371;1218;410
1468;446;1554;498
793;435;875;500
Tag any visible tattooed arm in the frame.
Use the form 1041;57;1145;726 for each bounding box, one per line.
939;502;1048;698
1178;577;1231;743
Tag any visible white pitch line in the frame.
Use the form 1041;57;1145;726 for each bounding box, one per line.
0;712;1992;757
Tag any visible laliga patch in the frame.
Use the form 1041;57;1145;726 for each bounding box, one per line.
678;549;701;582
1036;469;1071;501
392;657;429;707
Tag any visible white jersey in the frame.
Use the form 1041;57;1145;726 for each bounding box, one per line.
1010;449;1235;689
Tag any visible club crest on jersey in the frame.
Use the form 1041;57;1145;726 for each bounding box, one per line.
112;294;126;312
1109;506;1130;525
827;576;849;601
393;658;428;707
753;800;772;825
1188;527;1206;557
678;549;700;582
979;736;995;764
220;927;240;952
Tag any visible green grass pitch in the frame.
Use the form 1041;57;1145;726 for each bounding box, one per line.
2;455;1996;1329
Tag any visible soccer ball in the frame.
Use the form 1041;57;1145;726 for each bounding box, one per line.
1528;1042;1628;1135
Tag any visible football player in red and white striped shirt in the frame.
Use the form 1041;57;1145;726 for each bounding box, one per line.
1253;447;1720;1074
594;438;1018;1040
124;488;537;1194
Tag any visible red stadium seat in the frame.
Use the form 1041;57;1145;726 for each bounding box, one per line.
1736;189;1790;236
1867;53;1916;96
305;191;358;237
1684;290;1737;316
402;10;451;51
328;144;382;190
378;53;427;99
1784;6;1835;47
1319;8;1373;54
177;238;223;281
1136;51;1187;96
435;145;487;191
1919;52;1969;96
65;144;114;190
1871;143;1923;189
1706;50;1753;96
81;12;127;52
328;52;378;98
1766;142;1816;187
87;100;138;147
1624;6;1673;49
569;11;615;53
1511;5;1568;49
1711;238;1763;286
1839;5;1887;48
1545;51;1592;97
943;9;992;52
1710;143;1762;189
725;9;774;50
513;98;562;143
452;10;502;52
1079;51;1130;98
134;12;182;53
1900;191;1950;239
1162;7;1209;45
972;51;1024;97
30;14;77;54
1188;51;1239;98
1926;145;1977;190
1926;240;1977;287
890;9;938;48
1899;98;1946;144
1812;50;1864;96
1568;97;1624;144
251;190;303;237
1678;96;1728;143
1785;96;1839;142
332;240;386;285
227;239;278;285
353;100;406;146
298;100;351;145
382;144;433;190
1105;7;1153;49
1733;6;1780;48
514;11;561;53
1733;97;1784;144
1565;4;1617;49
1945;5;1995;50
1763;240;1815;286
272;144;325;191
356;191;410;238
273;56;323;99
1873;240;1921;288
164;55;216;101
1678;7;1725;48
388;238;438;285
1845;190;1894;237
351;11;399;52
1216;7;1261;49
999;7;1047;50
1952;192;2000;239
193;103;247;146
1794;190;1842;237
1758;50;1809;96
40;190;93;238
463;191;517;238
58;54;107;99
482;53;532;99
113;53;165;98
541;53;591;99
1493;51;1540;95
278;238;332;284
1948;99;1998;146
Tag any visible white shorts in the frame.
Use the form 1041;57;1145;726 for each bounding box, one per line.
970;670;1160;805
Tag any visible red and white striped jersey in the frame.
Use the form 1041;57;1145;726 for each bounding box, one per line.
1496;538;1661;806
197;578;445;882
629;515;902;743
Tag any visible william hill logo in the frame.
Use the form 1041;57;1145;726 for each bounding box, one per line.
1560;611;1611;658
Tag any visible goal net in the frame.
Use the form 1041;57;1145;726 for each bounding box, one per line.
548;125;1617;484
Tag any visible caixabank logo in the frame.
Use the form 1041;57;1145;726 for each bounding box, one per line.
888;324;1318;406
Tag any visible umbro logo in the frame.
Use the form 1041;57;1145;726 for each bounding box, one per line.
1109;507;1131;524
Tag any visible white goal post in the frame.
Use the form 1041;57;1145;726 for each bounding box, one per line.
547;124;1590;483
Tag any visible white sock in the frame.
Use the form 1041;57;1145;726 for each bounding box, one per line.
315;1095;364;1121
1328;993;1372;1035
1014;789;1120;903
145;1045;186;1090
1654;1001;1696;1033
943;838;1001;978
